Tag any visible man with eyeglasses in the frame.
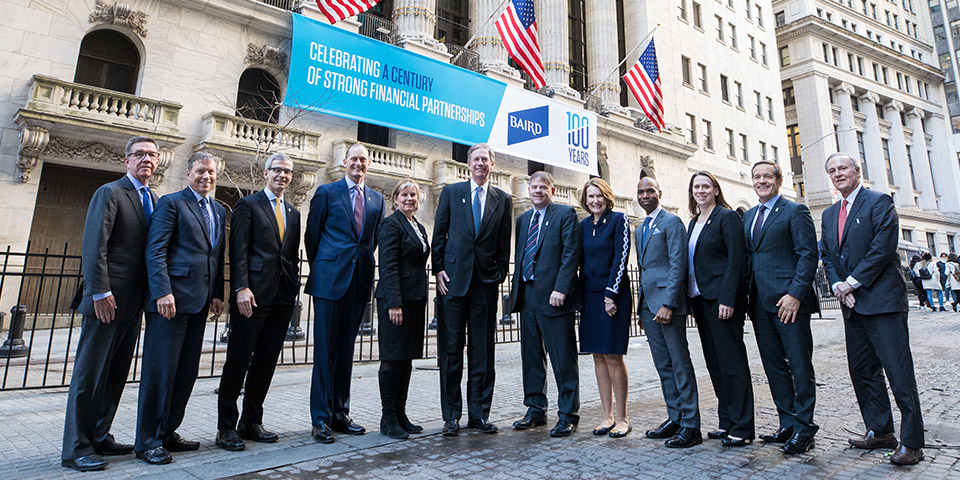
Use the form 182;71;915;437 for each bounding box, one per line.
216;153;301;452
61;136;160;472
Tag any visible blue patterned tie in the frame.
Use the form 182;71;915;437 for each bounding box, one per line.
200;197;216;247
521;211;541;282
641;217;652;251
752;205;767;248
140;186;152;225
473;186;482;234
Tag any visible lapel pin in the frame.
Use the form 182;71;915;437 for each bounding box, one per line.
462;198;466;203
775;207;780;212
707;219;712;225
856;218;860;224
545;221;549;226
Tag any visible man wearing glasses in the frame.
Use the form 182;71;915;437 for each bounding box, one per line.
61;136;160;472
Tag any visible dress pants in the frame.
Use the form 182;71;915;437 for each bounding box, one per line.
135;308;208;452
751;306;818;437
689;296;754;438
62;312;142;460
845;310;924;448
519;283;580;423
218;301;294;430
640;298;700;429
437;271;498;422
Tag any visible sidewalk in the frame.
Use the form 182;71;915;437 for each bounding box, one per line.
1;307;959;479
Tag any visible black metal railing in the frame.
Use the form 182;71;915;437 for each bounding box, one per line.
253;0;299;11
446;43;480;72
357;12;399;45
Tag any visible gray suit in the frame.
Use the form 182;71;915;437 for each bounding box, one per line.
636;209;699;429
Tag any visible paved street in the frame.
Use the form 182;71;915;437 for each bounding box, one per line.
1;307;959;479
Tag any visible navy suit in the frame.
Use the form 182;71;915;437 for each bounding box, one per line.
820;187;923;448
305;179;384;427
136;187;226;452
744;196;819;437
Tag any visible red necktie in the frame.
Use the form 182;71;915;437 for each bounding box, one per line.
353;185;364;235
837;199;848;244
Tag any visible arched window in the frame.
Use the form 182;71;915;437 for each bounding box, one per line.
74;30;140;94
236;68;281;124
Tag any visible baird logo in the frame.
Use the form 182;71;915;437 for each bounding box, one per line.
507;106;549;145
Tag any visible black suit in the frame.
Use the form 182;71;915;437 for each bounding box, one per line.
432;180;512;422
374;210;430;361
508;203;582;423
62;174;156;461
218;190;301;431
686;206;754;439
820;187;923;448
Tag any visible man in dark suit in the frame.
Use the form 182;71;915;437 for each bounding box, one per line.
508;171;582;437
744;160;819;455
61;136;160;472
135;151;226;465
216;153;301;451
820;153;924;466
432;143;512;436
305;143;384;443
635;176;701;448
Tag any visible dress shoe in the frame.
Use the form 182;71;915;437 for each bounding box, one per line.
331;418;366;435
312;422;334;444
93;438;135;456
238;422;279;443
467;418;499;434
442;419;460;436
397;414;423;434
550;420;577;437
61;454;107;472
380;414;409;439
781;433;816;454
760;427;794;443
890;444;925;465
645;419;681;439
721;435;754;447
513;412;548;430
163;432;200;452
940;306;947;311
135;447;172;465
609;423;632;439
216;429;245;451
707;430;728;440
848;430;898;450
665;428;702;448
593;424;614;436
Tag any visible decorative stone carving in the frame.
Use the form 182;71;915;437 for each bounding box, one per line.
150;147;173;189
246;43;288;72
859;91;880;104
906;107;925;119
17;126;49;183
291;0;309;13
835;82;856;95
885;100;904;112
290;169;319;208
639;155;655;178
90;0;148;38
43;137;124;164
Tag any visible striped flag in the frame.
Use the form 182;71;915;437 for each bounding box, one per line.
315;0;381;25
495;0;546;89
624;37;664;132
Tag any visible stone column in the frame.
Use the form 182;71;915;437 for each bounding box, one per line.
925;112;960;214
585;0;621;110
393;0;447;53
858;92;890;192
538;0;579;97
833;83;860;160
791;72;835;207
905;108;937;211
469;0;519;78
883;100;917;208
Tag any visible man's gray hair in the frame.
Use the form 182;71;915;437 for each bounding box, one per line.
824;152;860;172
467;143;494;162
124;136;158;157
264;152;293;170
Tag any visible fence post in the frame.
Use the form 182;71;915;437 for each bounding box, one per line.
499;294;514;325
0;304;28;358
285;299;305;341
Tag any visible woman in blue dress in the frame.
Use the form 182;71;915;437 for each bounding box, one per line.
578;178;633;438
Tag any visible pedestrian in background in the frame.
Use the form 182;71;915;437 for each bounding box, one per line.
914;253;943;312
948;254;960;312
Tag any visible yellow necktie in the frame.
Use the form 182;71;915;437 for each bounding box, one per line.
275;199;285;240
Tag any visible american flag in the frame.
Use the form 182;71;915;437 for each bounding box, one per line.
495;0;546;89
315;0;381;25
624;37;664;132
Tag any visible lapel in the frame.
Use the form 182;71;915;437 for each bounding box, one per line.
478;184;499;234
755;196;786;247
361;185;378;239
530;203;553;259
840;191;866;247
336;179;358;240
256;190;283;245
119;176;148;232
691;207;722;257
182;188;212;248
641;209;665;260
459;182;477;237
743;207;756;250
395;210;427;257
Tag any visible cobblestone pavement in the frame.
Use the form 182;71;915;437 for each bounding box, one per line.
1;307;959;479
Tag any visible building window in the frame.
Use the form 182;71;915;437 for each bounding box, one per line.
681;56;692;86
756;5;763;26
235;68;282;124
729;23;737;48
74;30;140;95
822;43;830;63
679;0;687;20
740;134;749;160
755;90;762;116
687;113;698;144
767;97;774;120
693;1;703;29
726;128;736;157
745;0;752;19
907;149;918;189
703;119;713;149
735;81;743;108
882;67;889;85
779;46;790;67
949;235;957;254
882;139;895;184
783;86;795;106
569;0;588;93
927;232;938;254
720;74;730;102
857;132;869;180
358;121;391;147
775;10;785;26
749;35;756;59
759;140;767;160
436;0;469;45
716;15;724;41
786;124;801;170
698;63;708;92
902;228;913;242
760;42;768;65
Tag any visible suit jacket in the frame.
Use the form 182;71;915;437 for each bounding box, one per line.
304;179;384;300
79;175;158;321
820;187;908;318
375;210;430;308
743;196;820;314
508;203;582;316
145;187;226;315
636;209;688;316
431;181;513;297
229;190;301;306
687;206;747;309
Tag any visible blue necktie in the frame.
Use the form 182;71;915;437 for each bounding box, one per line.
473;186;482;234
641;217;652;251
140;186;152;224
752;205;767;248
522;211;541;282
200;197;216;247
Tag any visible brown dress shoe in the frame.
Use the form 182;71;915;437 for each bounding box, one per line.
890;445;924;465
849;430;898;450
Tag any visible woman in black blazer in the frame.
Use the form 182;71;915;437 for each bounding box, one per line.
685;171;754;446
374;178;430;439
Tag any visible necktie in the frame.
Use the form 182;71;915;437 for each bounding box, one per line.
200;197;216;247
353;185;364;236
140;186;152;224
837;199;848;244
473;186;483;234
752;205;767;247
522;211;541;282
640;217;652;251
275;198;285;240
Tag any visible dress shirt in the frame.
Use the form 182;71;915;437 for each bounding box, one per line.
264;187;286;231
407;216;427;252
469;178;488;221
345;175;364;204
831;183;864;291
687;220;705;297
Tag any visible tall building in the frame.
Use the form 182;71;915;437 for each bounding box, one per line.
774;0;960;255
925;1;960;146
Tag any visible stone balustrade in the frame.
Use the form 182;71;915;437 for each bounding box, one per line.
199;111;321;162
331;139;428;180
432;158;510;190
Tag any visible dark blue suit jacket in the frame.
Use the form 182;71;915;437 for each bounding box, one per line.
304;179;384;300
145;187;226;316
820;187;907;318
508;203;582;316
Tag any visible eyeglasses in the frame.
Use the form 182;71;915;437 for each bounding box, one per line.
129;151;160;160
268;167;294;175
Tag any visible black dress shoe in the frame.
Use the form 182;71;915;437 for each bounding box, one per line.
467;418;499;434
163;432;200;452
442;419;460;436
331;418;366;435
135;447;172;465
238;422;279;443
848;430;898;450
707;430;728;440
550;420;577;437
608;423;632;439
312;422;334;444
781;433;815;454
513;413;548;430
592;424;614;436
93;438;135;456
890;444;924;465
645;419;681;439
61;454;107;472
216;429;245;451
760;427;794;443
721;435;754;447
665;428;702;448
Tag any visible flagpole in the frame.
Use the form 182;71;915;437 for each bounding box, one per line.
586;24;660;99
451;0;512;65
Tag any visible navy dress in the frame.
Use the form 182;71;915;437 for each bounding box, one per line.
579;210;632;354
